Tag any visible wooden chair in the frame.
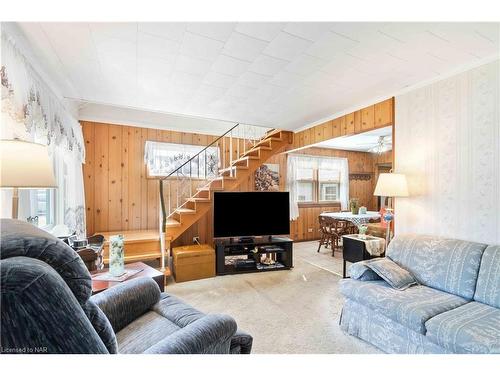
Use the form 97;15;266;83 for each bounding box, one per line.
317;215;334;252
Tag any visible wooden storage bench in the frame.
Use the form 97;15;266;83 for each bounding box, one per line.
172;244;215;282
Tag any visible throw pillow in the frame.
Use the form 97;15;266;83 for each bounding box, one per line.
349;260;382;281
366;258;417;290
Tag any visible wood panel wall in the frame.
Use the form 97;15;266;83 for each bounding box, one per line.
82;122;221;237
291;97;394;150
82;120;392;246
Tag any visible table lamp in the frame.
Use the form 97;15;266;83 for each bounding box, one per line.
0;139;57;219
373;173;409;246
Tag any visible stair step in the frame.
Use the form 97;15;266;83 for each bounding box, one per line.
242;146;271;157
219;165;248;174
166;218;181;227
187;197;211;202
177;208;196;214
197;186;223;192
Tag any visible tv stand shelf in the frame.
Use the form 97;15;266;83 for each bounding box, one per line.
215;237;293;275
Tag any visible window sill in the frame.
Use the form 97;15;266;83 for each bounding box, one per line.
298;202;341;208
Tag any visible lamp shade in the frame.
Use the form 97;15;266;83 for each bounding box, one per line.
374;173;408;197
0;140;57;188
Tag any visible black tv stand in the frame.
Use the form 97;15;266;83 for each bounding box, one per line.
236;237;254;243
215;237;293;275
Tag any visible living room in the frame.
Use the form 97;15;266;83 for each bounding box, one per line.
1;1;499;373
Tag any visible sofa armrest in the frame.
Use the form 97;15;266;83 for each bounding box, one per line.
230;329;253;354
90;277;161;332
143;314;237;354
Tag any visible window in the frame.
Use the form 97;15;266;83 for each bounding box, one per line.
144;141;219;179
297;167;340;203
297;167;314;202
29;189;55;228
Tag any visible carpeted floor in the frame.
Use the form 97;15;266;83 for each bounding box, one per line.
166;241;381;354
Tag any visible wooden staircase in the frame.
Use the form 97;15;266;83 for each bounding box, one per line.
163;129;293;242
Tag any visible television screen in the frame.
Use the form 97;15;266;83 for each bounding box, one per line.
213;192;290;238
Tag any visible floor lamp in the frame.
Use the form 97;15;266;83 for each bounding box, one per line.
373;173;409;247
1;139;57;219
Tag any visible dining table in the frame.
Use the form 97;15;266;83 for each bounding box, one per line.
319;211;381;226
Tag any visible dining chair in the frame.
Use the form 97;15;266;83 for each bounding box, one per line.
317;215;333;252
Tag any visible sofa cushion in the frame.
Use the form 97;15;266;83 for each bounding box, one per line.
366;258;417;290
339;279;468;334
425;302;500;354
387;234;487;299
116;311;181;353
0;219;92;304
474;245;500;308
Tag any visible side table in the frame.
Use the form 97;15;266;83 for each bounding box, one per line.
91;262;168;294
342;235;385;278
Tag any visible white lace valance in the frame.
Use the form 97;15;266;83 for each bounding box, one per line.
1;32;84;162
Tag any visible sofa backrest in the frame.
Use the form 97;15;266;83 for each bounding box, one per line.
473;245;500;308
387;234;487;299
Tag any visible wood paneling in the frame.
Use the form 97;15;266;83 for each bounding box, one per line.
83;121;393;246
82;122;222;242
374;98;394;128
82;121;264;247
291;97;394;150
361;105;375;131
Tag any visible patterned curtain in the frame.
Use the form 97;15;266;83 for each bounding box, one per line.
1;30;86;236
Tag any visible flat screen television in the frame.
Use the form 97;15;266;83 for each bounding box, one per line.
213;192;290;238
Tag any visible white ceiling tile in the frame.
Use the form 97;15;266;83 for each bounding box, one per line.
180;32;224;61
138;32;179;61
226;84;257;99
23;22;500;131
249;55;288;76
171;71;202;90
40;23;97;62
211;54;251;76
89;23;138;40
186;22;236;42
263;32;313;61
269;71;306;88
236;71;271;89
222;32;268;62
93;35;136;60
284;54;327;76
175;55;212;76
235;23;286;42
203;71;237;88
306;31;360;60
283;22;334;42
138;22;187;41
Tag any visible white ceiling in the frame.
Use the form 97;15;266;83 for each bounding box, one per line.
15;22;500;131
316;126;392;152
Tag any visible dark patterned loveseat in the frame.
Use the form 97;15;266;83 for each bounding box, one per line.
0;219;252;354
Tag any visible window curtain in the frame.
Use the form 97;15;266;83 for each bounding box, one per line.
1;31;86;236
287;154;349;220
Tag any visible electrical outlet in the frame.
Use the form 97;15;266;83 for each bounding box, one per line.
308;228;313;233
192;236;200;244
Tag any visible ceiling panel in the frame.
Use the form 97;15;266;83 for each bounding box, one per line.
17;22;500;131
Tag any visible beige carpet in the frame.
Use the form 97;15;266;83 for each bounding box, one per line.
166;241;380;354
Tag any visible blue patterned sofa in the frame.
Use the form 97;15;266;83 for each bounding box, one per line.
339;234;500;354
0;219;252;354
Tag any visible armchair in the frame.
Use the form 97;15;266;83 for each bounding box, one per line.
0;219;252;354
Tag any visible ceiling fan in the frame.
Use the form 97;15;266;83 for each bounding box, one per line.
358;135;392;154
